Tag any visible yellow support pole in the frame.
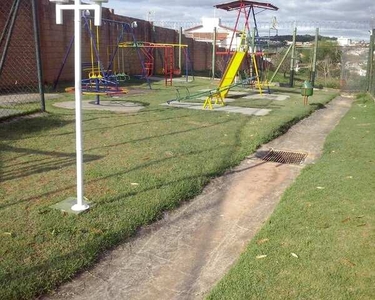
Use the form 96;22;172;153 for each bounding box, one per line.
214;93;225;106
252;54;263;95
203;95;213;110
89;20;95;78
96;25;102;78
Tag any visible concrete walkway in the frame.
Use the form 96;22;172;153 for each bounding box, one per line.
162;101;271;116
45;96;353;300
53;100;144;113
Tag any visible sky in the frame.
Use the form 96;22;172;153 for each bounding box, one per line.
102;0;375;40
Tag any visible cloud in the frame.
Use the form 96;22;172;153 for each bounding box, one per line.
104;0;375;39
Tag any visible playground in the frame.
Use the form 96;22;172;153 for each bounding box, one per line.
1;0;375;299
1;77;341;299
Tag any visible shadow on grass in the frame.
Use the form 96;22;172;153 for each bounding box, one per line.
0;143;229;212
0;115;74;141
86;118;234;152
231;99;283;110
309;103;327;110
0;144;103;182
12;113;194;142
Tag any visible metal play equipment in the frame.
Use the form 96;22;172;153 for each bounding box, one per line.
167;1;279;110
49;0;107;213
0;0;45;120
268;27;320;88
53;15;151;97
206;0;278;108
73;14;129;104
167;75;256;109
118;41;193;86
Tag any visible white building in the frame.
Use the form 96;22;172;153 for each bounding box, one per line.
184;18;242;50
337;37;352;46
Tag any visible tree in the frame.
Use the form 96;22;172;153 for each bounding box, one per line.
316;41;342;84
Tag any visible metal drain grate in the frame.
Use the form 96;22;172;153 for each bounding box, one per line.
261;149;307;165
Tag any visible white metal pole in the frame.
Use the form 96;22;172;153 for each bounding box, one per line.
71;0;88;211
51;0;106;212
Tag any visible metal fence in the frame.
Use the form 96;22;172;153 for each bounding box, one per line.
262;42;370;93
340;46;369;93
0;0;44;121
367;30;375;98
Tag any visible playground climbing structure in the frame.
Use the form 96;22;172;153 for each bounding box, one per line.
118;42;192;86
53;15;151;97
205;0;278;108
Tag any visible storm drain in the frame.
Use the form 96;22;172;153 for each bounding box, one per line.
261;149;307;165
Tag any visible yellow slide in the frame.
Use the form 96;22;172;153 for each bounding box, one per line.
218;51;246;98
203;51;246;109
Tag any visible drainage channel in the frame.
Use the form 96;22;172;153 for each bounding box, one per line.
261;149;308;165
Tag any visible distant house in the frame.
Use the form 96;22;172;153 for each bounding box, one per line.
184;17;241;50
337;37;352;46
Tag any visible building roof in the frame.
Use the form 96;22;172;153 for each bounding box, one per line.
184;19;239;33
214;0;278;11
185;32;230;41
184;25;204;32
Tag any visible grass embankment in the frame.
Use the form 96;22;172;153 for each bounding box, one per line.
207;93;375;300
0;78;337;299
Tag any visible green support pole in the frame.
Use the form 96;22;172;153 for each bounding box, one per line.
366;32;372;92
371;29;375;93
178;27;182;72
311;28;319;87
289;26;297;87
367;29;374;92
212;27;216;79
251;28;256;52
0;0;20;78
31;0;45;112
269;43;292;83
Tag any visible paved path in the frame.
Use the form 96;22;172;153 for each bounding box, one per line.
45;96;353;300
162;101;271;116
53;100;144;113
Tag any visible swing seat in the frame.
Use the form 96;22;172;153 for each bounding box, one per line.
89;72;103;79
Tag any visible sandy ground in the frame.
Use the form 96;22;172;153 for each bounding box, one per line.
44;96;353;300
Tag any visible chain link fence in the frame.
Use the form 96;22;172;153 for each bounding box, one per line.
340;46;369;93
0;0;44;121
369;59;375;98
264;42;371;94
367;31;375;98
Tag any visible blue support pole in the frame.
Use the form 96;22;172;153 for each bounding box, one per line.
53;35;74;90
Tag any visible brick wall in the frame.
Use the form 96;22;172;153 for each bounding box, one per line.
36;0;212;85
0;0;38;89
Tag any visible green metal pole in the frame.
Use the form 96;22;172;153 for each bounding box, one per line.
251;27;256;52
366;31;372;92
371;29;375;94
311;28;319;87
269;43;292;83
212;27;216;79
178;27;182;71
31;0;45;112
0;0;17;46
0;0;20;78
289;26;297;87
367;29;374;92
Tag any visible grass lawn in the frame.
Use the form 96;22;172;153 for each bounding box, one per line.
207;93;375;300
0;78;337;299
